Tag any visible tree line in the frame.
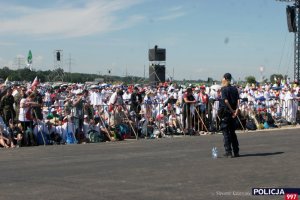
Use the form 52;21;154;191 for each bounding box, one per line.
0;66;287;85
0;67;143;84
245;74;287;85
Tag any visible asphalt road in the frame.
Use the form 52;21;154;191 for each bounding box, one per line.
0;128;299;200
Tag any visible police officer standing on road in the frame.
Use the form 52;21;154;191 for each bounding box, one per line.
218;73;240;158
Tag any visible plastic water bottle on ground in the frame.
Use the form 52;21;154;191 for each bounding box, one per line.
212;147;218;159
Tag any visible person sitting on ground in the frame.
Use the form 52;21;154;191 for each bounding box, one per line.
262;110;277;128
61;115;76;144
167;111;181;135
110;105;132;140
146;117;157;138
86;118;102;143
6;119;23;147
44;120;61;145
0;124;11;148
5;119;20;147
96;115;114;141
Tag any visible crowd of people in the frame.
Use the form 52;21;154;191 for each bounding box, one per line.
0;78;299;148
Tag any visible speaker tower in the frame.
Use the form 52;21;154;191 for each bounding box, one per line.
148;45;166;85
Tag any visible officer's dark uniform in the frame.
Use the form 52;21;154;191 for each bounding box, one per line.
218;73;240;157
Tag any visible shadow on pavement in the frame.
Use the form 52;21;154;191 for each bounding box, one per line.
240;152;284;157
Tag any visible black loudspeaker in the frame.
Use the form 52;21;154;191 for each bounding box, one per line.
286;6;297;33
148;46;166;61
56;52;61;61
149;64;165;84
148;49;156;61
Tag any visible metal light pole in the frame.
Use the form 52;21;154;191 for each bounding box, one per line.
259;66;264;83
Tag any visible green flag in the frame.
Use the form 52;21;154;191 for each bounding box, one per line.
27;50;32;64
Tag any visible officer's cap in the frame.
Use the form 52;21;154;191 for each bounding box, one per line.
223;73;232;81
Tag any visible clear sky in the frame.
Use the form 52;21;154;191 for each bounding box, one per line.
0;0;296;81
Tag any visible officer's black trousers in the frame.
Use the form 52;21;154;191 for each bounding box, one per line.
221;114;239;154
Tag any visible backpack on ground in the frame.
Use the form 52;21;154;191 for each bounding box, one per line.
245;119;257;130
88;129;105;143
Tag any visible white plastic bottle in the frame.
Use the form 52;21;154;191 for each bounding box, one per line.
212;147;218;159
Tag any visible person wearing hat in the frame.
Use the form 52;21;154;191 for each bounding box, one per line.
182;87;196;134
218;73;240;158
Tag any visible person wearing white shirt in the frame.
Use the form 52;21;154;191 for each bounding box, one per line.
284;88;297;123
123;89;131;105
177;88;183;105
90;88;103;106
82;115;90;139
44;89;51;108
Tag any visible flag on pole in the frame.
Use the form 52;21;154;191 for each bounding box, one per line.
31;76;39;90
27;50;32;64
27;50;33;71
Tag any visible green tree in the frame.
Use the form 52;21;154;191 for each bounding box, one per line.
270;74;283;84
0;66;151;84
207;77;213;85
0;66;11;79
245;76;256;84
